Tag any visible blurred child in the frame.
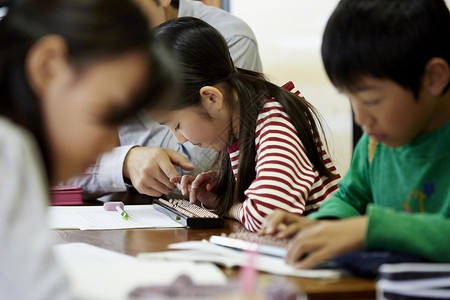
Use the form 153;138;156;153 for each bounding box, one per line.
261;0;450;269
151;17;340;232
0;0;173;298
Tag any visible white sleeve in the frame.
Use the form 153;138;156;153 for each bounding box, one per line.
0;121;72;300
67;113;216;199
67;145;135;199
227;35;263;72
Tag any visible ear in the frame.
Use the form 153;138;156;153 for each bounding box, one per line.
25;35;68;98
199;86;224;116
424;58;450;96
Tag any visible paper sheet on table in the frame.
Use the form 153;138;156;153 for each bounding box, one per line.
48;204;183;230
138;240;346;279
54;243;227;300
54;242;137;264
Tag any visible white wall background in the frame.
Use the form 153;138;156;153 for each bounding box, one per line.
231;0;450;176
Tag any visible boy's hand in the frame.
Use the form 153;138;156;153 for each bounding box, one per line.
286;216;368;269
171;170;218;209
259;210;318;238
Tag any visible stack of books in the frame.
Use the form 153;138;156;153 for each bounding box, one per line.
377;263;450;299
50;185;83;206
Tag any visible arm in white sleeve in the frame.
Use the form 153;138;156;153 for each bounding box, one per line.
67;113;216;199
227;35;263;72
67;145;135;199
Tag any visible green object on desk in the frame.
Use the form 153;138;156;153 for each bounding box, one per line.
116;206;129;220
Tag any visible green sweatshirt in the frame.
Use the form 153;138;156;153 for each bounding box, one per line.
309;121;450;262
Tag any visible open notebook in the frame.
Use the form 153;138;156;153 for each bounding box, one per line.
138;233;346;279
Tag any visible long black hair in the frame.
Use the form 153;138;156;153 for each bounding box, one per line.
0;0;175;182
154;17;336;215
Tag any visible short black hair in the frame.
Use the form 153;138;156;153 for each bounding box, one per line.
153;0;178;9
322;0;450;97
170;0;179;9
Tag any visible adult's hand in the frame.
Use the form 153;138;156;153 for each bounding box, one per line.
123;146;194;196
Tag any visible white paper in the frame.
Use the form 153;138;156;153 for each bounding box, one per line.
54;242;137;264
138;240;346;279
48;204;183;230
53;243;227;300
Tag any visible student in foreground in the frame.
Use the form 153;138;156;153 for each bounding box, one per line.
150;17;341;232
261;0;450;269
0;0;173;298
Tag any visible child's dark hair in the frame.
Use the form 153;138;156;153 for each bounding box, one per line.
0;0;175;182
322;0;450;97
153;0;179;9
154;17;336;215
170;0;179;9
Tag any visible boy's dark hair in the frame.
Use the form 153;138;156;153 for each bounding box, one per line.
170;0;179;9
0;0;174;182
154;17;337;216
152;0;178;9
322;0;450;97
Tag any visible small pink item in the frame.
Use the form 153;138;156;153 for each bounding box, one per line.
103;201;125;211
239;249;258;293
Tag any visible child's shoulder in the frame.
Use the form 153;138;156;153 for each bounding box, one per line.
0;117;41;170
262;80;302;108
0;117;31;148
281;81;305;99
258;81;304;123
260;97;286;119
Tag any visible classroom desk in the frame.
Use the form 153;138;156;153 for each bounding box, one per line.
52;194;376;300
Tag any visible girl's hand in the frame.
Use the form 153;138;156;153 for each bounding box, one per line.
171;171;218;208
171;175;194;196
285;216;368;269
259;210;317;238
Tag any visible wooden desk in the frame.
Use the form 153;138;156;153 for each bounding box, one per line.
55;192;375;299
53;220;375;299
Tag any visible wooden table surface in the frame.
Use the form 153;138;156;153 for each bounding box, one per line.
53;194;376;300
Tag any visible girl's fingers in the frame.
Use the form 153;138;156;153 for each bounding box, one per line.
189;187;197;203
180;175;194;195
170;176;181;184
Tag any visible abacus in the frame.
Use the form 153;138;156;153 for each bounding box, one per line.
153;198;224;228
209;231;290;258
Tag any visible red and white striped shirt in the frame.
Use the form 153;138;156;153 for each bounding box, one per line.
229;82;340;232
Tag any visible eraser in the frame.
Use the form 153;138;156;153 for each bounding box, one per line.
103;201;125;211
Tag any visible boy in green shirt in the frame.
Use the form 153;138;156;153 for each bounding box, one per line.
261;0;450;269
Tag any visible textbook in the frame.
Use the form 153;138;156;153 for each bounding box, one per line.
138;239;346;279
